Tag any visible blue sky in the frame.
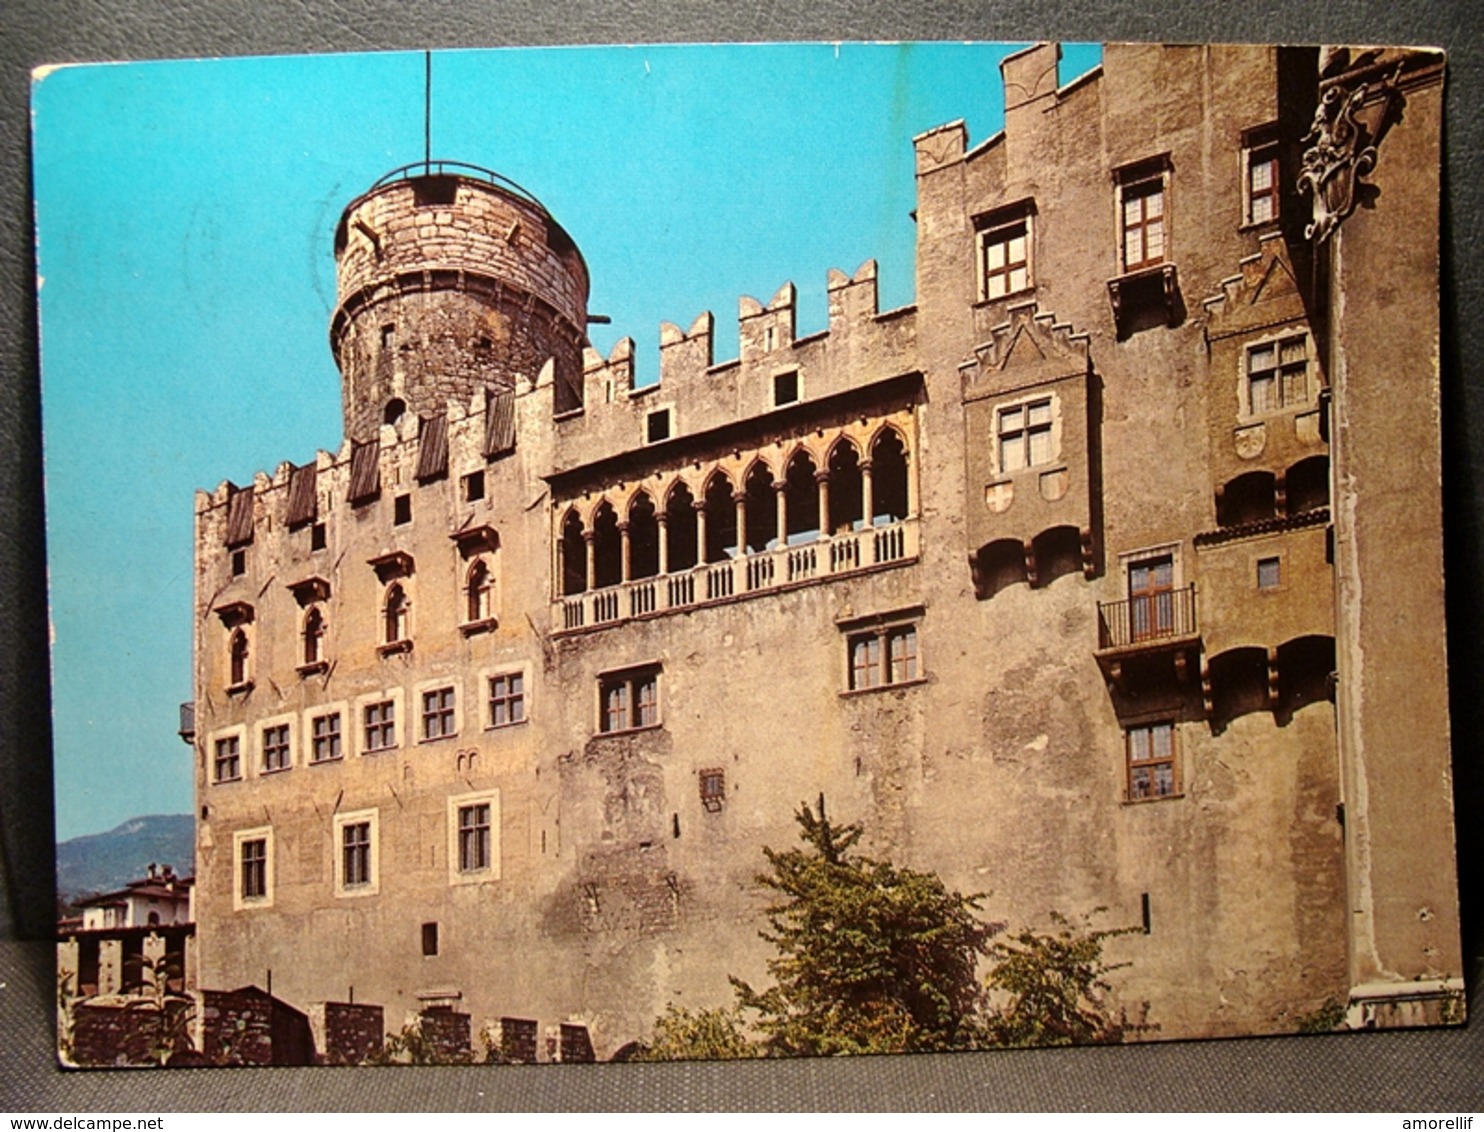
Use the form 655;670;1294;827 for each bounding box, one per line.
33;42;1101;842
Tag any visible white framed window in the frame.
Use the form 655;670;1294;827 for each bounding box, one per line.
448;789;501;884
334;808;379;897
232;826;274;911
309;709;343;763
421;685;457;741
354;688;404;755
209;724;246;784
996;396;1056;474
1242;126;1281;227
1245;332;1312;416
488;671;526;728
258;714;295;774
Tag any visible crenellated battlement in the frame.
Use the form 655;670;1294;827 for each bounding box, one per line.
549;260;915;473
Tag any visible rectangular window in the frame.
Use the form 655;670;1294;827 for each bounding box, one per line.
773;371;799;406
341;821;372;888
997;398;1054;473
646;409;672;444
1127;721;1177;800
393;494;412;525
1121;175;1166;271
311;712;342;763
847;622;922;692
981;219;1030;300
1246;144;1280;225
422;686;456;740
599;668;661;733
462;470;485;502
458;803;492;872
1246;334;1310;414
422;922;439;957
1128;555;1176;642
1257;556;1282;590
214;736;241;783
261;724;290;773
310;522;327;551
488;673;525;728
363;700;396;752
230;549;247;577
700;768;726;813
240;838;267;900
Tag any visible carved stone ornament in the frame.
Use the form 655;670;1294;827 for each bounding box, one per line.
1298;69;1396;243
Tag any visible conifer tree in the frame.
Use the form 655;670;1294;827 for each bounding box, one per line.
731;796;998;1056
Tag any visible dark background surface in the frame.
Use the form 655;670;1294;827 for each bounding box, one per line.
2;0;1481;1111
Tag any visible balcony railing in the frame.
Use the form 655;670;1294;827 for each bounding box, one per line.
554;518;919;633
1097;583;1198;651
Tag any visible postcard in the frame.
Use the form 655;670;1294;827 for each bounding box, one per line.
35;41;1462;1067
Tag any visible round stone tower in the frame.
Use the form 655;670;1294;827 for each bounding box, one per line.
331;164;591;439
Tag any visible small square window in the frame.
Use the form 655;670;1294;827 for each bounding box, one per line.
1246;334;1310;415
422;686;456;740
700;768;726;812
646;409;672;444
422;922;439;956
262;724;290;773
488;673;525;728
310;523;327;551
393;494;412;525
311;712;342;763
462;470;486;502
599;668;661;733
214;736;242;783
231;549;247;577
997;398;1054;473
1127;721;1177;800
1257;556;1282;590
773;371;799;406
364;700;396;752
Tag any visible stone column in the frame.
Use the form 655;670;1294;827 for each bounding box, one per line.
861;459;875;527
618;521;631;583
583;530;595;592
816;470;832;535
694;500;708;564
774;480;788;549
657;512;670;575
733;491;747;558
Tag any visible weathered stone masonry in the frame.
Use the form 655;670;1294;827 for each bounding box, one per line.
188;43;1461;1060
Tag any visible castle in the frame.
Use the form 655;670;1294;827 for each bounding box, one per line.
186;43;1461;1061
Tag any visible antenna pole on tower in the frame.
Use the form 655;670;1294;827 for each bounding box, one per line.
424;50;432;173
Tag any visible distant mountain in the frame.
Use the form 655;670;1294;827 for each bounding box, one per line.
56;814;194;907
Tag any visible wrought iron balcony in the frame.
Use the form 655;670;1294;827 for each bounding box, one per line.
1097;583;1199;651
554;518;918;634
